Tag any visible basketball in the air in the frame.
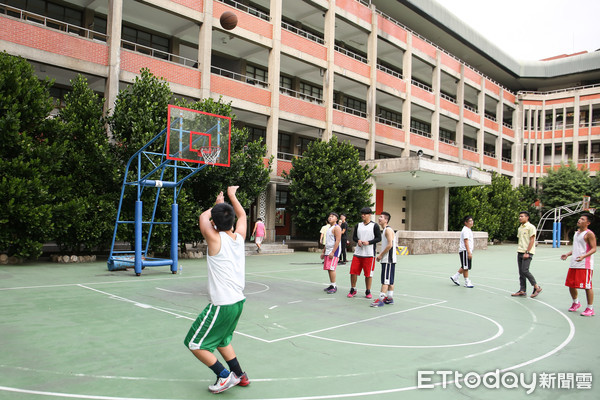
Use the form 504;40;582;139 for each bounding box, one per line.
220;11;238;30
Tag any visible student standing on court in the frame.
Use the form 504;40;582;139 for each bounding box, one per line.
184;186;250;393
512;211;543;298
561;212;596;316
371;211;397;307
322;212;342;294
348;207;381;299
251;218;265;253
450;215;475;288
319;222;329;249
339;214;348;264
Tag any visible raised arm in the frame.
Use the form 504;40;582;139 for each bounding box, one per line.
199;191;225;248
228;186;247;239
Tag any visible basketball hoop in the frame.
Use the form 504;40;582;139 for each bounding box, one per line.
589;208;596;215
200;146;222;165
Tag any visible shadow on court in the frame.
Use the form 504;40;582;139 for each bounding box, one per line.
0;244;598;399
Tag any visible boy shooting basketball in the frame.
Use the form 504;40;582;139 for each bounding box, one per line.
184;186;249;393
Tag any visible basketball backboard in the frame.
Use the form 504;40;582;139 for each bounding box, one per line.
166;105;231;167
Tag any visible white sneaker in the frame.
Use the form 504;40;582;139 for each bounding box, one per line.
450;275;460;286
208;372;240;393
464;279;474;288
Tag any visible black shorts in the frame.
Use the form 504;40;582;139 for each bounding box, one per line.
459;250;472;270
380;262;396;285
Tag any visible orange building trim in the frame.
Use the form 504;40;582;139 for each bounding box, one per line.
485;80;500;96
333;110;369;132
280;95;326;120
440;98;459;115
439;142;459;157
337;0;372;24
410;134;434;150
334;52;370;78
463;149;479;163
376;70;406;92
172;0;202;12
483;155;498;168
211;75;271;106
546;97;574;106
375;122;405;142
281;30;326;60
412;36;437;59
213;2;272;39
441;53;461;73
377;15;407;43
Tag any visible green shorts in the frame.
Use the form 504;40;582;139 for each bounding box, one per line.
184;299;245;352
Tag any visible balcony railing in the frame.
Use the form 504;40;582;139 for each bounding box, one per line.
410;127;432;138
280;87;323;104
121;40;198;67
464;104;478;113
463;144;477;152
333;103;366;118
277;151;301;160
211;66;269;88
215;0;270;21
484;113;497;122
376;116;402;129
439;136;457;146
484;150;496;158
440;93;457;104
376;64;403;79
1;3;108;41
411;79;433;93
281;21;324;45
334;45;368;64
502;157;512;163
502;121;513;129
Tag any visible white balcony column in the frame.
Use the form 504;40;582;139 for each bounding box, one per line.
198;0;213;99
365;5;378;160
323;0;336;141
401;33;413;157
104;0;123;121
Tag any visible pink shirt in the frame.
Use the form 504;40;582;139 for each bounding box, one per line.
255;221;265;237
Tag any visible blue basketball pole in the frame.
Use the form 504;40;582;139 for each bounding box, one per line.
170;203;179;274
557;221;562;248
552;222;557;248
135;200;143;275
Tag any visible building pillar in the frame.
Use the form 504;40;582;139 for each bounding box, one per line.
477;76;485;167
198;0;213;100
104;0;123;122
401;33;412;157
365;5;378;160
431;52;441;160
457;65;465;163
266;0;282;177
264;183;277;242
438;187;449;231
322;0;336;142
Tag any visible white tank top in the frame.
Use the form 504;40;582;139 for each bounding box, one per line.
354;222;376;257
380;226;397;264
324;225;341;256
206;232;246;305
570;229;594;270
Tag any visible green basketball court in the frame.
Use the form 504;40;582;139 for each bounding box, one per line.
0;244;598;399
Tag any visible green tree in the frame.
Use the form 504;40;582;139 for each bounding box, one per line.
282;136;374;238
449;173;524;241
51;75;119;253
0;52;57;258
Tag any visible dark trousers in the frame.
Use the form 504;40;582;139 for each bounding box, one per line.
340;238;347;262
517;252;537;292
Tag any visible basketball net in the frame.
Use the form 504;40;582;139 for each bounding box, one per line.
582;195;591;211
200;146;222;165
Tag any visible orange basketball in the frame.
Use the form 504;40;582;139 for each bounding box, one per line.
220;11;238;30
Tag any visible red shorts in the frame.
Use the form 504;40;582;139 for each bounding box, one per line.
565;268;593;289
350;257;376;278
323;255;339;271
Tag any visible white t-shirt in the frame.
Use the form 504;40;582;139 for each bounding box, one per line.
206;232;246;305
459;226;474;253
380;226;397;264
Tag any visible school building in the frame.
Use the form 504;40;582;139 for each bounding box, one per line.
2;0;600;242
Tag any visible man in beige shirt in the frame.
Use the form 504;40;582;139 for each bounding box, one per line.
512;211;542;298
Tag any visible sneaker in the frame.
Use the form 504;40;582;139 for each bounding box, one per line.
511;291;526;297
581;307;595;317
326;286;337;294
238;372;250;387
383;297;394;305
464;279;474;288
450;276;460;286
370;299;384;307
347;289;357;298
208;372;240;394
568;302;582;312
365;291;373;299
323;285;334;292
530;286;542;298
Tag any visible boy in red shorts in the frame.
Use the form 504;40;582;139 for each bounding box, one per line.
561;212;596;317
348;207;381;299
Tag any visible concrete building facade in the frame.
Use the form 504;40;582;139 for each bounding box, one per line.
2;0;599;241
